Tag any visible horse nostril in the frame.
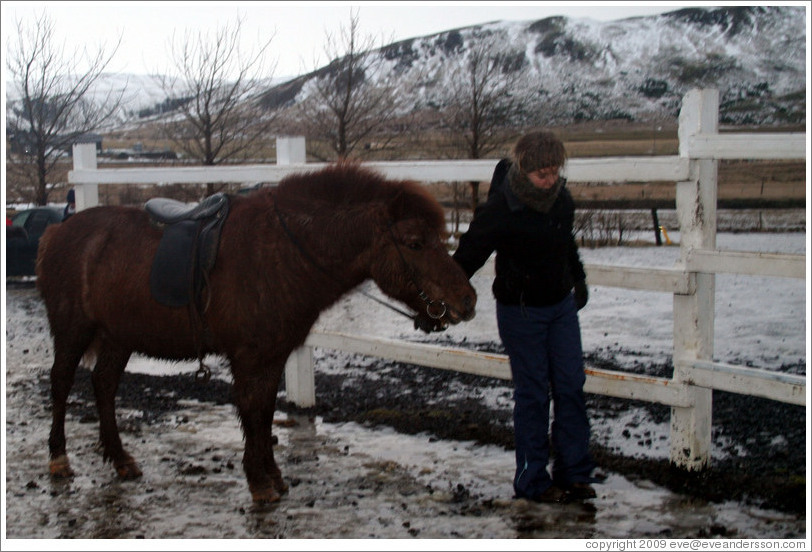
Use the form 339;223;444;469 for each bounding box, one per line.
463;294;475;313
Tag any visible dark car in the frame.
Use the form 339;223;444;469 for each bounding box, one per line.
6;206;65;277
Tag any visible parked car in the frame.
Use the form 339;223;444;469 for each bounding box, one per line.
6;206;65;277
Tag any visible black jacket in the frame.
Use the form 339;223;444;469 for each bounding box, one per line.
452;159;586;307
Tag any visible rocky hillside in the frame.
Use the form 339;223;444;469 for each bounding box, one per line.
259;6;806;126
7;6;805;129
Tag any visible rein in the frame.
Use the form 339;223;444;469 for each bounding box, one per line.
272;196;446;322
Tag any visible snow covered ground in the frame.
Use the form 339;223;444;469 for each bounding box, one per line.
5;231;806;541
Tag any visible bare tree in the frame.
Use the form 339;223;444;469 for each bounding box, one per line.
439;36;529;210
6;11;124;205
154;17;277;193
293;10;405;161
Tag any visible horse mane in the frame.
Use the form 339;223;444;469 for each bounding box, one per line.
271;161;447;234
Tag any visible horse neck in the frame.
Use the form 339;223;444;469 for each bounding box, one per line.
279;200;382;290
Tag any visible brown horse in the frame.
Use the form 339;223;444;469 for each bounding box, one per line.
36;162;476;504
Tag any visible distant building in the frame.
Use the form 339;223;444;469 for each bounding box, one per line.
7;130;34;155
7;130;103;155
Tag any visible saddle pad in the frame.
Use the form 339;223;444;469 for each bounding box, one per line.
150;220;198;308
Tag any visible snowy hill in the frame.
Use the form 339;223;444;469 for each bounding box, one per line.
5;6;806;129
5;73;168;129
259;5;806;126
4;73;287;130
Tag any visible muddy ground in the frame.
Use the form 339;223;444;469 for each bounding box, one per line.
3;283;808;540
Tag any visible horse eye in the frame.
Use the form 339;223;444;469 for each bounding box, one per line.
405;239;424;251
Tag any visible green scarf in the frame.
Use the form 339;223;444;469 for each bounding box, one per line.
507;163;563;213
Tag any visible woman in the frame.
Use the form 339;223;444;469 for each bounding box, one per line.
448;130;596;503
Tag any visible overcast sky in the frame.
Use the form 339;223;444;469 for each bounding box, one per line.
1;1;689;79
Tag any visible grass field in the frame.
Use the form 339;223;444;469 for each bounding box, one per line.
6;123;806;209
97;122;811;209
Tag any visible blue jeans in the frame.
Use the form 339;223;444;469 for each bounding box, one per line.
497;296;595;499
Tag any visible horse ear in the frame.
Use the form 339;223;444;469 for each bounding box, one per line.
388;189;409;222
387;183;445;231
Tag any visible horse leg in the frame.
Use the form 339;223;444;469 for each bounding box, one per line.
232;357;286;503
48;329;95;478
91;340;141;479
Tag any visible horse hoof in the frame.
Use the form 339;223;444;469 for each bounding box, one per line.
274;478;289;494
49;455;74;478
251;487;282;504
115;460;143;480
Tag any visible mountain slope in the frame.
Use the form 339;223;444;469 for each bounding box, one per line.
259;6;806;126
5;6;805;129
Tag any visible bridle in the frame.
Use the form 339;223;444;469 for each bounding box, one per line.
385;223;448;320
272;196;449;323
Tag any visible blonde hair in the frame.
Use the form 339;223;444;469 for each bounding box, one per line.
512;131;567;174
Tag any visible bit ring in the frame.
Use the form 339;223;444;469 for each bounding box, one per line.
426;300;447;320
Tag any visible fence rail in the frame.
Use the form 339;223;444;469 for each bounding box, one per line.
685;249;805;279
70;156;692;186
69;88;807;470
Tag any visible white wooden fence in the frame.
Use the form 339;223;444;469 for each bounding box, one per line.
69;89;807;470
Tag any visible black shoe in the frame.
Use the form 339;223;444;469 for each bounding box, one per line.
532;486;568;503
564;482;597;500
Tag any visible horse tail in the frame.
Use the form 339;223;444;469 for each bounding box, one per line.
35;223;57;288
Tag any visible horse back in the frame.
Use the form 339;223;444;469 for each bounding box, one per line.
35;202;266;359
38;205;154;293
36;206;193;352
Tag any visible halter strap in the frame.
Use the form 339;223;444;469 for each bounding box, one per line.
385;223;447;320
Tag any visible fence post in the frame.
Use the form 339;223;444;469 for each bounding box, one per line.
71;143;99;211
277;135;316;406
284;344;316;407
670;89;718;470
276;136;306;165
